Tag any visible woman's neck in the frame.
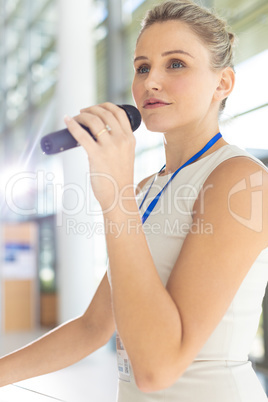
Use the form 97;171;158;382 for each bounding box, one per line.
161;125;228;175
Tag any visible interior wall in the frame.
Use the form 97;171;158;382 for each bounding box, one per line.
55;0;97;323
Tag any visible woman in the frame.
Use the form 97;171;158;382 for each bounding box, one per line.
1;1;268;400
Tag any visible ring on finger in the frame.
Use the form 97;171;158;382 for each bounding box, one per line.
96;128;107;138
105;124;112;132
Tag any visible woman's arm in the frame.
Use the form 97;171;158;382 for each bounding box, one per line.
64;105;268;392
0;273;115;387
104;157;268;392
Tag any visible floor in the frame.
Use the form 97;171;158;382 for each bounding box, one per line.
0;329;118;401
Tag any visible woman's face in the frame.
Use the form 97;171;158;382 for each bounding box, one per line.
132;20;222;134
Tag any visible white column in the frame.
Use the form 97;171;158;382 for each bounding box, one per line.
56;0;96;323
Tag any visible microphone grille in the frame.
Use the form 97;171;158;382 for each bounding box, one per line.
119;104;141;132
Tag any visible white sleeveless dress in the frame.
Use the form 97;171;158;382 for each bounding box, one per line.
114;144;268;402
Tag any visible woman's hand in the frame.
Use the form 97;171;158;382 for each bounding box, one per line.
64;103;136;212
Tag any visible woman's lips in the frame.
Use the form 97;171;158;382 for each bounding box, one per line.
143;99;171;109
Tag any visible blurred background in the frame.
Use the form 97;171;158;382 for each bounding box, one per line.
0;0;268;400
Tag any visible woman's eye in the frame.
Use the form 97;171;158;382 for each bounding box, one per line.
136;65;150;74
170;61;184;69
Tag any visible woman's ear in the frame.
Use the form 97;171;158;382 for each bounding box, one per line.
214;67;235;103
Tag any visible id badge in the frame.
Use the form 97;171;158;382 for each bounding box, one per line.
116;333;130;382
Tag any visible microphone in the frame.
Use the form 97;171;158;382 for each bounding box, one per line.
40;104;141;155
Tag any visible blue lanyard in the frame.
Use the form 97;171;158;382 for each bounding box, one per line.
139;132;222;224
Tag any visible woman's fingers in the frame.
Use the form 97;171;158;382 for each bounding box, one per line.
80;103;133;137
64;104;136;207
74;112;113;143
101;103;133;135
64;102;135;155
81;105;124;138
63;115;99;152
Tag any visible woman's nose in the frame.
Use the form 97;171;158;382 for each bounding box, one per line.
144;69;163;91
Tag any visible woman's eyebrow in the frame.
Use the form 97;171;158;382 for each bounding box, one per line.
162;49;194;58
133;56;148;63
133;49;194;63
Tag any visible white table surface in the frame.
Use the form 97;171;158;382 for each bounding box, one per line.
0;347;118;402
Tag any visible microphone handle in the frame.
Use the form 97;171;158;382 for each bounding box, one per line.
40;104;141;155
41;124;92;154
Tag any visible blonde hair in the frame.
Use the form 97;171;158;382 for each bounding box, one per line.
138;0;236;111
